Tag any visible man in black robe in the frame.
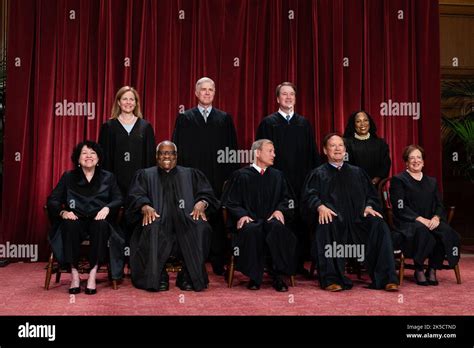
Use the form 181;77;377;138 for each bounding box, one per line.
222;139;297;292
301;133;398;292
256;82;320;275
126;141;219;292
172;77;239;275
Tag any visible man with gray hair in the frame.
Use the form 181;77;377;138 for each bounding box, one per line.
173;77;238;276
222;139;297;291
126;141;219;292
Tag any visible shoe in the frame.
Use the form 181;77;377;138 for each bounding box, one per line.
425;269;439;286
384;283;399;292
414;271;428;286
85;287;97;295
69;275;80;294
176;271;193;291
68;287;80;294
159;271;170;291
272;278;288;292
177;280;193;291
247;280;261;290
324;283;343;292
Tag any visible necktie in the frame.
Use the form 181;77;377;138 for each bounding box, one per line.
260;169;265;175
337;165;342;171
203;109;209;123
286;115;291;124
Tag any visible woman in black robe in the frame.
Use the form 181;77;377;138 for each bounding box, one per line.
98;86;156;197
47;141;124;295
343;110;391;186
390;145;460;286
99;86;156;270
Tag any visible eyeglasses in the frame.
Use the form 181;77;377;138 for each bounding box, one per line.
158;151;177;156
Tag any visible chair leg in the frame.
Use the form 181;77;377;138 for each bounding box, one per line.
290;275;295;287
454;264;461;284
45;252;54;290
55;269;61;283
112;279;118;290
399;254;405;286
227;255;235;288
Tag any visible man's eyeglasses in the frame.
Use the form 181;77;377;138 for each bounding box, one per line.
158;151;177;156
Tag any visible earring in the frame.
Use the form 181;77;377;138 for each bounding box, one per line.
78;164;81;168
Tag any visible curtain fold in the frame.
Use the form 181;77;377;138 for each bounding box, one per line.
2;0;441;258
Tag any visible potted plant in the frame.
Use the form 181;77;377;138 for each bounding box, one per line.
441;80;474;182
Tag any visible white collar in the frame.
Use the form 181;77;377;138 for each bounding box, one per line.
278;108;294;119
251;163;266;173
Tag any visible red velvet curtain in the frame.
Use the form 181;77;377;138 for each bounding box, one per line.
1;0;441;258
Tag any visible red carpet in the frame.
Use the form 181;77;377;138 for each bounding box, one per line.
1;257;473;316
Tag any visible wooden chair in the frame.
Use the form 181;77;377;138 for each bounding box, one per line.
222;198;296;288
44;240;118;290
44;205;120;291
378;177;461;285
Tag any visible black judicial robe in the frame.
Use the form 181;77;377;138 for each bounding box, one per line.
256;112;320;196
46;169;125;279
172;107;238;197
222;166;297;283
99;118;156;196
389;171;460;268
344;137;391;180
301;163;398;289
126;166;220;291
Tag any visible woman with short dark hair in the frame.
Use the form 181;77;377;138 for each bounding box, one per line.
390;145;460;286
47;141;123;295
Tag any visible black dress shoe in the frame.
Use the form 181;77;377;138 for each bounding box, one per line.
85;288;97;295
68;287;80;294
159;280;170;291
159;271;170;291
247;280;260;290
414;271;428;286
425;269;439;286
272;278;288;292
177;280;193;291
176;270;194;291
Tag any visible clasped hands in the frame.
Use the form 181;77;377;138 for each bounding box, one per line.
416;215;440;231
